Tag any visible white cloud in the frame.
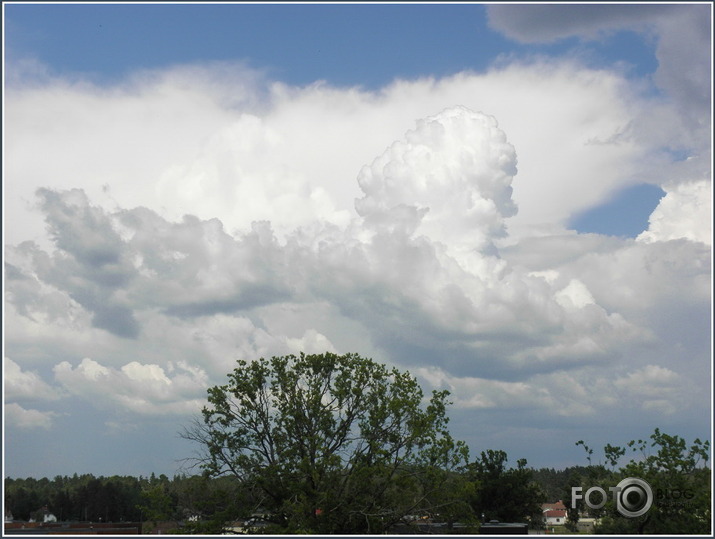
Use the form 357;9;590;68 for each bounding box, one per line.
155;112;353;237
486;3;711;187
613;365;687;415
5;403;60;430
4;243;91;330
7;95;705;416
4;358;63;401
554;279;596;310
355;106;517;260
285;329;337;356
638;180;712;245
416;366;553;411
416;360;693;422
415;367;592;418
5;173;669;428
3;62;263;247
4;142;707;443
4;55;679;248
562;239;711;331
53;358;208;415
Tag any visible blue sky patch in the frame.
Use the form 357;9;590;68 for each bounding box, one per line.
569;183;665;237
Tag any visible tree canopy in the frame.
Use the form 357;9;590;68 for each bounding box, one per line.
467;449;544;525
567;428;711;534
182;352;469;533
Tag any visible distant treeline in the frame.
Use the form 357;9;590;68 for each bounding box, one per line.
5;473;153;523
4;466;585;523
4;472;286;523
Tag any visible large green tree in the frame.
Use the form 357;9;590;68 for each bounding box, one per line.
182;352;468;533
467;449;544;527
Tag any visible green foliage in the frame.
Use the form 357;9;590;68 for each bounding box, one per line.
603;443;626;470
4;475;144;522
575;440;594;465
138;484;175;523
568;428;711;535
467;449;545;526
182;352;469;533
530;465;591;503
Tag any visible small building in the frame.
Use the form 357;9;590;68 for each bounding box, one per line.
541;501;567;527
543;509;567;526
576;517;598;533
541;501;566;512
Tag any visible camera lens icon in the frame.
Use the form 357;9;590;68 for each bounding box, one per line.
616;477;653;518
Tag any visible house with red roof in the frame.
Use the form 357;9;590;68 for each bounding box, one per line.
541;501;567;527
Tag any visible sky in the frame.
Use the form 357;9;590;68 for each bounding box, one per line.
2;2;712;481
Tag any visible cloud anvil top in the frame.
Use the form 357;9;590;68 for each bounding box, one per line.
3;2;711;479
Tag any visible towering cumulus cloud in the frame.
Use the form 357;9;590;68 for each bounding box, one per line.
355;107;518;261
297;106;647;383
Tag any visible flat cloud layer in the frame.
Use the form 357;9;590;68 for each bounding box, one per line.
3;12;711;476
